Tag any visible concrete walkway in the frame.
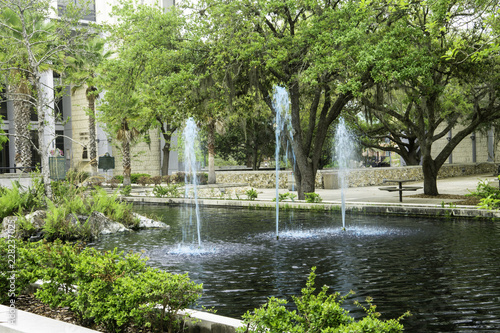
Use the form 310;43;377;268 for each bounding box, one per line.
255;173;498;206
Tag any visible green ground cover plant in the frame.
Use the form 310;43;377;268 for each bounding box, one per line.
246;188;258;200
0;175;139;241
272;192;297;202
153;184;182;198
468;179;500;209
239;267;409;333
305;192;323;203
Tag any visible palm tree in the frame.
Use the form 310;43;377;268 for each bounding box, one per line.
65;37;110;175
116;119;140;186
0;8;36;172
10;73;32;172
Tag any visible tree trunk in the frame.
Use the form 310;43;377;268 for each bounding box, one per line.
122;138;131;186
422;156;439;195
36;83;52;199
252;145;259;170
87;91;98;176
12;96;32;172
162;143;170;176
207;120;216;184
159;123;174;176
297;162;315;198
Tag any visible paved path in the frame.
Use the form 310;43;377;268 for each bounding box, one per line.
254;173;498;206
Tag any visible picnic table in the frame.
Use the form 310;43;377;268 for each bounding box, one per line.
379;179;422;202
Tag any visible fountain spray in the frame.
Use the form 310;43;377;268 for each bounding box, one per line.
184;118;202;247
334;118;355;230
272;86;292;240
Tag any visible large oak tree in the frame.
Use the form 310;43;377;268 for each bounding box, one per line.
189;0;402;198
353;0;500;195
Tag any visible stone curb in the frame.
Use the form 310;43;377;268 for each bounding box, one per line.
0;304;244;333
122;196;500;220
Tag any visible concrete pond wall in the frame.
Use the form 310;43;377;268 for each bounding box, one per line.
213;163;497;189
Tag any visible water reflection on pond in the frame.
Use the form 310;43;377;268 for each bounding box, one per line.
91;205;500;332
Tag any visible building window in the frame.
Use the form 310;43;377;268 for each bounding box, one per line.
58;0;96;22
0;130;9;173
56;130;65;153
31;130;40;169
0;89;7;120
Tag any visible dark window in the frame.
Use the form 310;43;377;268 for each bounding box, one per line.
58;0;96;21
30;105;37;122
82;146;88;159
31;130;40;170
56;130;64;153
0;90;7;120
54;87;64;121
0;130;9;173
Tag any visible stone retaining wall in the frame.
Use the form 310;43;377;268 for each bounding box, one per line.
214;163;497;189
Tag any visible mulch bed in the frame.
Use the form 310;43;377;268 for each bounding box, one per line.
15;294;81;325
14;294;161;333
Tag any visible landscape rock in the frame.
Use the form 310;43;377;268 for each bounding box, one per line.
134;213;169;229
25;210;47;229
0;216;18;238
87;211;131;235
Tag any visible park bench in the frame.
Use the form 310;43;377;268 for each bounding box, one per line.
379;179;423;202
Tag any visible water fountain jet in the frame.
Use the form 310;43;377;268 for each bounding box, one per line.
183;117;202;247
334;118;356;230
272;86;292;240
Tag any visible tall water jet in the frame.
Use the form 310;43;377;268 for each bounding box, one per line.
183;117;202;247
334;118;355;229
272;86;291;240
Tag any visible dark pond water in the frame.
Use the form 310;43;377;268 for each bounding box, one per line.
91;206;500;332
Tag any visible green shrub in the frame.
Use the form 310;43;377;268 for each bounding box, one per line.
272;192;297;202
198;173;208;185
468;179;500;209
131;173;151;184
238;268;409;333
171;172;185;183
305;192;322;203
469;179;500;199
65;169;90;185
120;185;132;196
71;248;148;331
246;188;258;200
88;188;139;229
24;242;202;333
151;175;162;186
109;178;121;189
137;176;151;186
114;268;202;332
153;184;181;198
15;213;38;239
0;239;37;305
51;180;86;204
113;175;124;183
478;195;500;210
43;200;79;241
31;240;84;310
0;182;29;220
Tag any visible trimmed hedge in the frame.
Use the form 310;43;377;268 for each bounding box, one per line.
0;239;202;333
